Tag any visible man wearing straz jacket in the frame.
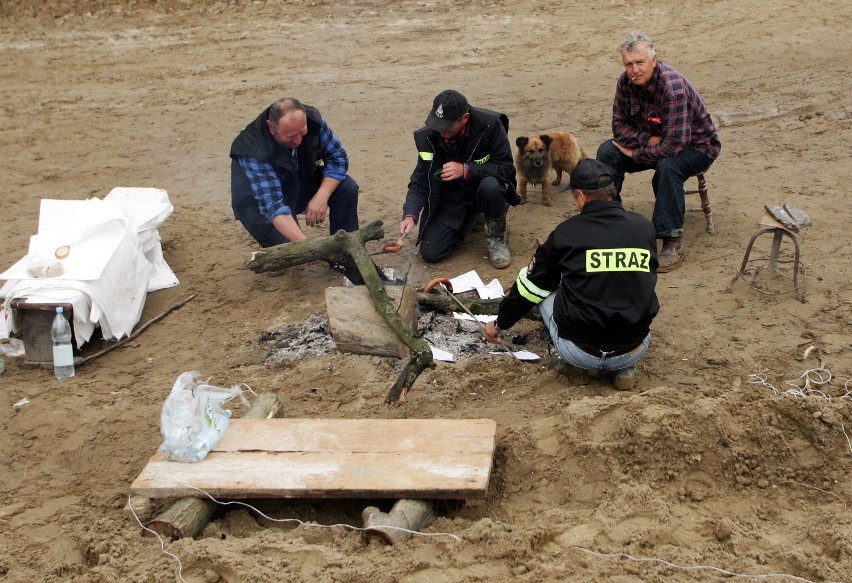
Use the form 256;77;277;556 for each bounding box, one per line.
484;159;659;390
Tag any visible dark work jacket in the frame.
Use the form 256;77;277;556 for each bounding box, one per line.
230;104;324;217
497;200;660;346
402;107;518;243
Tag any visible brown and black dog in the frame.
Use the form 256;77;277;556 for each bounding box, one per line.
514;131;586;206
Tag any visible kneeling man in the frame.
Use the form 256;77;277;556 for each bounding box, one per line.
484;159;660;390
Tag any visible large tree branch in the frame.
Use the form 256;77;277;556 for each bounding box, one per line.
245;221;433;404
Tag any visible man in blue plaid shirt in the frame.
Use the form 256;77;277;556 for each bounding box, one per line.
230;97;359;248
597;31;721;273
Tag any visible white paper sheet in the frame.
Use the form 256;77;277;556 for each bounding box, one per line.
448;270;485;294
477;278;505;299
452;312;497;323
429;345;455;362
490;350;540;361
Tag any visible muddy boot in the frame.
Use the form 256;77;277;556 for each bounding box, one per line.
486;213;511;269
658;236;685;273
612;365;639;391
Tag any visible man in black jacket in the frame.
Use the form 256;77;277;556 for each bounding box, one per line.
484;159;659;390
399;90;519;268
230;97;358;248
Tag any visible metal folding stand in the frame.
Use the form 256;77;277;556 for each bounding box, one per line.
726;226;804;302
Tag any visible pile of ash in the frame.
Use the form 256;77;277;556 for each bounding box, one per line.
260;310;552;366
260;314;335;366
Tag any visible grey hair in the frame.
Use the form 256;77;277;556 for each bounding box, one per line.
619;30;656;59
269;97;305;125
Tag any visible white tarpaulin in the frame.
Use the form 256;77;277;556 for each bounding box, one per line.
0;188;178;347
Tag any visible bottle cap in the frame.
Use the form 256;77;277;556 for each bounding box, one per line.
56;307;63;314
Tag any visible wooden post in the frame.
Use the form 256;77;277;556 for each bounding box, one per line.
141;392;283;540
362;499;436;545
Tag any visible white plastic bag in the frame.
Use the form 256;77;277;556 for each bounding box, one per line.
159;371;249;462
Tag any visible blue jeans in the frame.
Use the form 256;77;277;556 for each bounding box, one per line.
596;140;713;239
538;293;650;373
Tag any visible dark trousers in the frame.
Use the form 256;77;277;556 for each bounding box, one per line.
596;140;713;239
419;176;507;263
235;174;359;248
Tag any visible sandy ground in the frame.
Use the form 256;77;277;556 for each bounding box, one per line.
1;1;851;581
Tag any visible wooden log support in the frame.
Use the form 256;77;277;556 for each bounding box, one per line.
362;499;436;545
141;391;283;540
245;221;434;404
124;494;157;523
145;496;216;541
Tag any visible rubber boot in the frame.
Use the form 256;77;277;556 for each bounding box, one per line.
658;236;685;273
486;213;511;269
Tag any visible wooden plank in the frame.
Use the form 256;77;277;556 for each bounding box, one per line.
131;418;496;500
213;418;496;454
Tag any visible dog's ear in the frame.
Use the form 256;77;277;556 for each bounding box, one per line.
540;134;553;148
515;136;529;150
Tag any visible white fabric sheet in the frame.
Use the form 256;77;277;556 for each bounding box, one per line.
0;189;178;347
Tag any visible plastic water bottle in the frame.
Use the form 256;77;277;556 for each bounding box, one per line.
51;307;75;379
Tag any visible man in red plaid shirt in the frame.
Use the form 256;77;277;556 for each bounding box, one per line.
597;31;721;272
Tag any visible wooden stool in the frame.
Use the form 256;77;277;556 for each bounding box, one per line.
685;173;714;233
726;226;804;302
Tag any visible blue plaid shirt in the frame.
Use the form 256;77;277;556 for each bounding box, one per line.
236;117;349;221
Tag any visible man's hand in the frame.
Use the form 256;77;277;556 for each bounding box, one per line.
399;216;415;237
612;140;635;157
439;161;466;181
304;193;330;227
646;135;661;147
484;321;503;345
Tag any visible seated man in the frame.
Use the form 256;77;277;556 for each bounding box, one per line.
596;30;721;272
399;90;519;269
230;97;359;248
484;159;659;390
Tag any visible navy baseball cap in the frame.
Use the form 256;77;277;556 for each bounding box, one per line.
564;159;615;191
425;90;469;132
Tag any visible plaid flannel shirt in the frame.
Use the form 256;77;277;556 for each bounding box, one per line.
612;60;720;165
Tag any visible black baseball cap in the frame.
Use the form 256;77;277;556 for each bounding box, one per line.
424;90;469;132
563;159;615;191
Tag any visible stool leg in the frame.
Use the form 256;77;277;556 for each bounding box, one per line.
697;174;714;234
788;231;804;302
685;173;714;234
726;227;773;293
767;230;783;272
